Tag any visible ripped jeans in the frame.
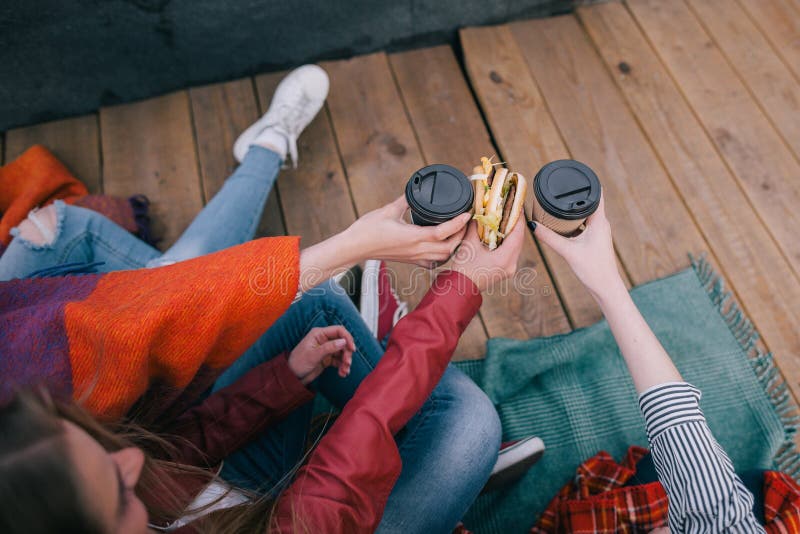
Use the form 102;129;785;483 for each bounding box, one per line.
1;144;502;530
0;146;281;280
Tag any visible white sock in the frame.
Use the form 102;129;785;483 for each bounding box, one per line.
252;128;289;160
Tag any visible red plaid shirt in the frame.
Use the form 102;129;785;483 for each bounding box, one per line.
529;446;800;534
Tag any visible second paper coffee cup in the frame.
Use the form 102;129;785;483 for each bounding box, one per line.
532;159;601;235
405;164;474;226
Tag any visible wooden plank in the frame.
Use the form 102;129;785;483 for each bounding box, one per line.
188;78;286;238
323;53;423;213
460;25;632;328
324;52;488;360
737;0;800;81
100;91;204;248
509;16;710;287
689;0;800;159
627;0;800;277
253;71;357;246
391;45;571;338
460;26;567;215
5;115;102;194
579;1;800;404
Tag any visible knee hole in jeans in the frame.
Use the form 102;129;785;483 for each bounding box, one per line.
13;205;60;246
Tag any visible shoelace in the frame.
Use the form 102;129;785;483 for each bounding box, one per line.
267;94;314;167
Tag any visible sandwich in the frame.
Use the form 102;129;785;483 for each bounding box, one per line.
470;156;527;250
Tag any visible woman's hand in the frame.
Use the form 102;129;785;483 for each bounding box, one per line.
287;326;355;385
346;195;471;268
531;196;624;302
298;196;469;291
450;218;525;292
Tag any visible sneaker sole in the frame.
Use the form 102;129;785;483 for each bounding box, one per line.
359;260;380;338
481;437;545;494
334;265;363;310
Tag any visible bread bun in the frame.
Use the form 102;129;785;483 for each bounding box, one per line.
470;161;497;242
471;161;527;250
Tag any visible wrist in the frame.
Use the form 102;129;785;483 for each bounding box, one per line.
287;354;314;385
449;265;480;292
287;352;302;378
591;277;629;310
299;228;364;290
339;223;371;264
435;269;483;296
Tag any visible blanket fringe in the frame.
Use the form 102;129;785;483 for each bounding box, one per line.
690;253;800;480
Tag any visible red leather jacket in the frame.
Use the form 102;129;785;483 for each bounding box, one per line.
166;270;482;533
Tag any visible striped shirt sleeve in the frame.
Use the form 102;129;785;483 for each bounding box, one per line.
638;382;765;533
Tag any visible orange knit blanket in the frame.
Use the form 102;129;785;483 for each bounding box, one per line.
1;237;300;423
0;145;147;252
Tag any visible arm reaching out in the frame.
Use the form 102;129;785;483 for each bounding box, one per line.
298;195;470;291
531;197;681;393
533;196;764;532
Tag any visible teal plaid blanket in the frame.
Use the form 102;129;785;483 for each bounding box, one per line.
455;257;799;533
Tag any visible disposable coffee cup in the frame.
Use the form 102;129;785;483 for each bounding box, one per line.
405;164;474;226
532;159;601;236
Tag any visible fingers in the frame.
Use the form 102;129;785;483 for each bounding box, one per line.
461;220;480;244
434;226;469;259
454;218;470;243
332;350;353;377
584;193;607;227
502;218;526;250
531;219;572;258
312;325;355;352
431;212;471;240
401;215;470;266
308;325;355;378
413;259;438;269
315;337;349;357
385;195;410;219
451;222;481;263
325;346;353;377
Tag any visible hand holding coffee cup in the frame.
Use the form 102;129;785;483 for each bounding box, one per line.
531;160;601;236
346;195;470;268
530;195;620;303
405;158;528;252
405;164;474;226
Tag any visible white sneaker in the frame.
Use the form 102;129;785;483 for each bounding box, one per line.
359;260;409;341
481;436;545;494
233;64;330;167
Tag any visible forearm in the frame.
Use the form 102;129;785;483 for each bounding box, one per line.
298;228;363;292
594;279;682;394
164;355;314;466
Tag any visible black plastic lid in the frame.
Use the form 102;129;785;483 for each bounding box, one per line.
405;164;474;224
534;160;601;220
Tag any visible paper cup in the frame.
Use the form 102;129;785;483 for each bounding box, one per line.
406;164;474;226
532;160;601;236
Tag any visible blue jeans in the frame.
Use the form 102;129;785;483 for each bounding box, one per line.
0;145;501;531
0;146;282;279
214;280;501;534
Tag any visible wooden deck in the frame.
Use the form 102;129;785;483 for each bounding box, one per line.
3;1;800;399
